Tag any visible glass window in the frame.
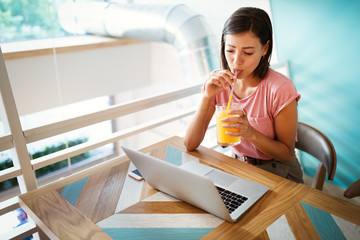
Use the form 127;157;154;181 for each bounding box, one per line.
0;0;72;43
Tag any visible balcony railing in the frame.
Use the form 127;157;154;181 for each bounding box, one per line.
0;46;203;239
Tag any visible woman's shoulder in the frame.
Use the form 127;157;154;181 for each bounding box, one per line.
262;68;295;91
266;68;293;84
262;68;299;103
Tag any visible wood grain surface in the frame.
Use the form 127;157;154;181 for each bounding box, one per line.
20;190;111;240
120;201;207;214
18;136;360;240
202;180;311;239
284;202;321;239
302;189;360;225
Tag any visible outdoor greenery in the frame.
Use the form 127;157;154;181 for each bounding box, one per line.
0;137;91;192
0;157;16;190
0;0;69;42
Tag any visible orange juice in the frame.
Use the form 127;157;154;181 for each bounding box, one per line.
216;105;241;146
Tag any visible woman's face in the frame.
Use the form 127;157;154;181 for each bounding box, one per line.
224;31;268;80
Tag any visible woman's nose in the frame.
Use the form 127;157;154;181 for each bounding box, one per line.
234;53;243;65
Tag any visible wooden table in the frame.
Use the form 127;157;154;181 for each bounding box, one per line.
19;136;360;239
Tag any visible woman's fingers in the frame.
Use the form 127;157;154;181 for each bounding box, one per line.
221;111;249;136
208;69;236;89
226;109;247;118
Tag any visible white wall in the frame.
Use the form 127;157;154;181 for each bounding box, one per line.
4;42;152;116
150;42;184;86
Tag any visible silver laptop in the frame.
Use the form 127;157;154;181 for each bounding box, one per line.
121;146;268;222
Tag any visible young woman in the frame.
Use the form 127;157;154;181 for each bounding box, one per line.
184;7;303;183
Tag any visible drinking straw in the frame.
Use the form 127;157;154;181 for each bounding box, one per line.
226;88;233;112
226;70;238;112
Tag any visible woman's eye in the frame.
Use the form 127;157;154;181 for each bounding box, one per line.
245;52;254;56
226;50;234;53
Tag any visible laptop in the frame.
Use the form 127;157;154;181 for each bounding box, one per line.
121;146;269;222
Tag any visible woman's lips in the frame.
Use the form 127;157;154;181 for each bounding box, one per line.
233;69;243;77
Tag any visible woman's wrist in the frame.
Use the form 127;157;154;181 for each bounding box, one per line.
201;92;215;104
244;126;260;143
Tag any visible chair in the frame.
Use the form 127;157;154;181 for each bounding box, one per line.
344;178;360;198
295;122;337;191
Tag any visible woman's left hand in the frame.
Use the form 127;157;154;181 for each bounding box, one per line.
221;109;254;139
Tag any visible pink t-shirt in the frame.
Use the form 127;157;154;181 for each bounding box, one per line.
213;68;300;160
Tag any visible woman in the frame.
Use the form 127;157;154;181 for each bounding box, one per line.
184;7;303;183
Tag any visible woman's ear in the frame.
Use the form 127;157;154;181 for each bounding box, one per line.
262;40;270;56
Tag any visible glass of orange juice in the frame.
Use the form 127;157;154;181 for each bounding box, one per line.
216;104;241;146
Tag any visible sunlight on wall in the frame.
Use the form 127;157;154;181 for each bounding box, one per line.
271;0;360;188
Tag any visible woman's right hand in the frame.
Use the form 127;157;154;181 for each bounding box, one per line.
203;69;237;98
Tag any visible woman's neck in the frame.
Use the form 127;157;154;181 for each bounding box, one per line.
233;75;261;99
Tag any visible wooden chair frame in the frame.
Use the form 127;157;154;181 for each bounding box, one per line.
296;122;337;190
344;178;360;199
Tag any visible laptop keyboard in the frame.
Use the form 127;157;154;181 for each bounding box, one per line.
216;186;248;214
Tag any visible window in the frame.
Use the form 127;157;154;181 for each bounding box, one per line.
0;0;73;43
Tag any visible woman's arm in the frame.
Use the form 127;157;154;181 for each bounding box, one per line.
248;99;298;162
184;96;215;151
226;99;298;162
184;69;236;151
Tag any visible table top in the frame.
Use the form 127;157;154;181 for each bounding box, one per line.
19;136;360;240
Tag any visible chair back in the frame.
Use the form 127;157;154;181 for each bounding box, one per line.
295;122;337;190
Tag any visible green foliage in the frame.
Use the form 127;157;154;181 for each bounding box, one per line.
33;138;91;178
0;158;17;190
0;0;69;42
0;137;91;192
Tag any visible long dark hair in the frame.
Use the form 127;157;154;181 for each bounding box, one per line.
220;7;273;79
